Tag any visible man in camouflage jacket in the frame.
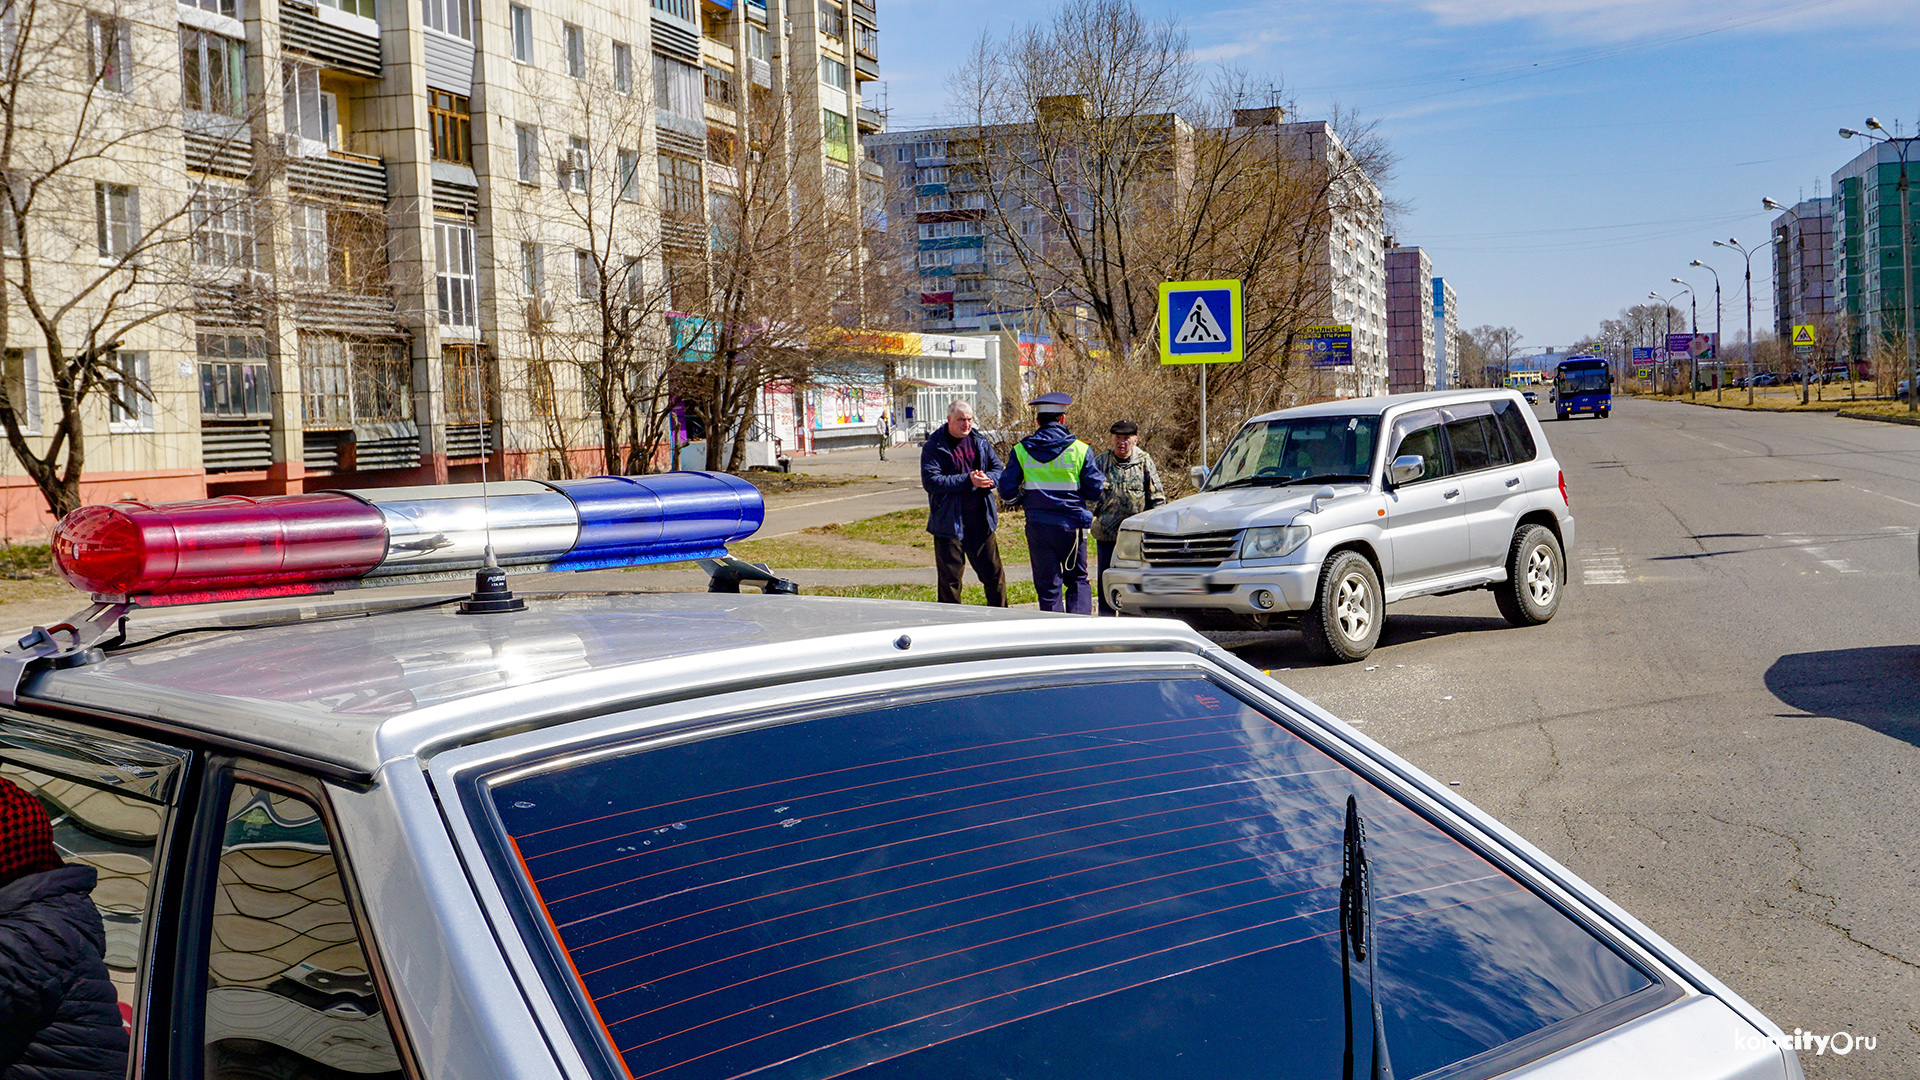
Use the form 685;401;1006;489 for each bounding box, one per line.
1091;419;1166;615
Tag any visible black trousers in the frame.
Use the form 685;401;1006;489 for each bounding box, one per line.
934;531;1008;606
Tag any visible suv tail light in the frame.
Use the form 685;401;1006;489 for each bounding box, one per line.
1558;470;1568;505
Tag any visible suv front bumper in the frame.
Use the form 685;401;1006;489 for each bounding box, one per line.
1101;563;1320;616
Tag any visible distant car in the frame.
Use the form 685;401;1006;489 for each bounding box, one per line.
1820;366;1852;384
1522;389;1538;404
1751;372;1780;387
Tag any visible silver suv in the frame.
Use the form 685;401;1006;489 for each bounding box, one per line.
1104;390;1573;661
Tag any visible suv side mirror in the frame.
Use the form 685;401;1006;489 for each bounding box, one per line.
1387;454;1425;487
1189;465;1209;489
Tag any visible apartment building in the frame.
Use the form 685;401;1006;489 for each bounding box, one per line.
1832;143;1915;368
0;0;879;533
1385;244;1433;393
1769;196;1835;348
1432;276;1458;390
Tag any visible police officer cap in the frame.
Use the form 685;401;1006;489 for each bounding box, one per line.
1029;391;1072;412
1110;419;1138;436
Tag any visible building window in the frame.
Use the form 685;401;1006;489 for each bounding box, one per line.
816;0;843;38
895;145;909;163
301;335;410;423
563;23;584;79
823;108;850;163
289;202;327;282
648;0;691;20
4;349;41;433
652;54;700;124
422;0;470;39
618;148;639;202
658;154;700;220
180;29;244;115
180;0;237;16
612;41;631;93
105;350;150;430
704;64;734;105
516;123;539;183
443;343;486;420
282;62;337;149
197;334;269;419
95;182;138;260
855;23;876;58
521;240;543;296
509;4;531;61
622;255;643;305
747;23;769;62
564;135;589;192
88;15;132;93
434;220;477;328
706;126;736;165
574;249;597;300
317;0;374;19
819;56;847;91
429;90;471;164
189;184;253;268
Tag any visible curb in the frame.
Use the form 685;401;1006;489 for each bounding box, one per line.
1836;409;1920;427
1645;396;1884;415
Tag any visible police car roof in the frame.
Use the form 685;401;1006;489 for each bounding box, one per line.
1241;388;1526;426
19;592;1210;780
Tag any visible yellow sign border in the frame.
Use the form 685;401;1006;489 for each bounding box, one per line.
1159;279;1244;365
1791;324;1817;347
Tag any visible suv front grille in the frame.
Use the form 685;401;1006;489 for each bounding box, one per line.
1140;530;1241;568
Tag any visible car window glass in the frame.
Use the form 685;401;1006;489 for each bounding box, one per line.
204;783;402;1080
1390;421;1450;482
1;713;187;1065
1445;415;1499;472
1493;401;1536;462
1209;417;1379;487
478;678;1657;1080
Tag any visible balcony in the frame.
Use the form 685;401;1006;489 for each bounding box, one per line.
856;105;883;133
854;53;878;81
201;422;274;472
281;0;382;78
288;148;387;204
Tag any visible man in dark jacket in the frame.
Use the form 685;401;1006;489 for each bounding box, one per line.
0;777;127;1079
920;399;1008;606
999;392;1105;614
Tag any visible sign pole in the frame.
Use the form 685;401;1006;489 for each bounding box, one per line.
1199;363;1208;468
1158;279;1243;478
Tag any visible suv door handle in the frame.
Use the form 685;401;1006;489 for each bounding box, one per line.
1505;477;1522;488
1443;488;1460;499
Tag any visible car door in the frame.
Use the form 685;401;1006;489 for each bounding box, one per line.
1446;403;1524;570
1381;411;1470;584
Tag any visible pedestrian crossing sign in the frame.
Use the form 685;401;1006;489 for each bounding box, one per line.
1791;324;1817;347
1159;279;1243;364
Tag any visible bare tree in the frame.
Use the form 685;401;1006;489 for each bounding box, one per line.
0;0;270;517
1460;325;1523;387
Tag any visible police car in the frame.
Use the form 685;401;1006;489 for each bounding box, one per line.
2;473;1800;1080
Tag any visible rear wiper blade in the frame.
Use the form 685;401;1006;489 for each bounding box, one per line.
1341;795;1395;1080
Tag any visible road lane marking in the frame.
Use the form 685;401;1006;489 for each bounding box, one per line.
1581;547;1628;585
1849;484;1920;510
1775;535;1858;574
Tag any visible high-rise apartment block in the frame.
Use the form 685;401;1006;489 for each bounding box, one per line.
0;0;881;530
1832;143;1915;367
1769;197;1834;345
1432;276;1458;390
1386;245;1433;393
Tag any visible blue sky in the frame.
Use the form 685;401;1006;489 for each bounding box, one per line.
875;0;1920;352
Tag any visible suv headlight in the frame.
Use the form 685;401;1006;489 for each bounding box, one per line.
1114;529;1143;566
1241;525;1311;561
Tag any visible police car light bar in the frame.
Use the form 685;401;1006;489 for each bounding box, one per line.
51;471;765;603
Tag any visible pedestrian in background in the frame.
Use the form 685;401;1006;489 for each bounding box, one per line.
876;410;891;461
1091;419;1165;615
920;400;1008;606
999;392;1104;614
0;777;127;1078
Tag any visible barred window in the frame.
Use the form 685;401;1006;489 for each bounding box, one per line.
190;185;254;268
300;335;411;424
442;343;486;421
429;90;471;164
197;334;270;419
434;220;477;328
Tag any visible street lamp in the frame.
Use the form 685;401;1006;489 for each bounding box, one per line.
1670;277;1696;395
1690;259;1723;400
1713;238;1763;405
1841;120;1917;412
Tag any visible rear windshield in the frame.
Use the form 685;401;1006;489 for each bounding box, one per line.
478;678;1657;1080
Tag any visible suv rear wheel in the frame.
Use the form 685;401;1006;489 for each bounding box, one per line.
1495;524;1563;626
1302;551;1383;662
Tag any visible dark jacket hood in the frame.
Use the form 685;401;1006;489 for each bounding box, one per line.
0;864;95;914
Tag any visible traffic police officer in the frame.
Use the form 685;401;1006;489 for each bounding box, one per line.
999;392;1105;613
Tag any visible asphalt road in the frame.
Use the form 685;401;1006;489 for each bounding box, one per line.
1220;399;1919;1077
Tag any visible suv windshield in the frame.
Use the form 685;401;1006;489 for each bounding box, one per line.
476;677;1662;1080
1208;416;1379;489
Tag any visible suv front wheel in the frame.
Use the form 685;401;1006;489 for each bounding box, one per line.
1495;524;1563;626
1302;550;1383;662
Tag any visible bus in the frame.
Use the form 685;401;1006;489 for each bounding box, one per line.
1553;356;1611;420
